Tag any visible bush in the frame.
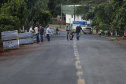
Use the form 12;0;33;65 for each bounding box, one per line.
98;22;108;30
0;14;21;32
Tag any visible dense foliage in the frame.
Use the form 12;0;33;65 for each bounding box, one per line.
85;0;126;36
0;0;51;33
0;0;126;36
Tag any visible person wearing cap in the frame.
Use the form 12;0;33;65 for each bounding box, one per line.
76;25;84;40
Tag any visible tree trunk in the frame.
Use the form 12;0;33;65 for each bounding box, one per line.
110;31;113;36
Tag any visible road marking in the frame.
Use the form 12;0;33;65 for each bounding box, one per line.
74;52;79;55
73;41;85;84
75;51;78;53
77;72;83;76
75;53;79;55
74;52;78;54
76;65;82;69
78;79;85;84
75;52;79;54
75;54;79;56
75;57;80;60
76;61;81;63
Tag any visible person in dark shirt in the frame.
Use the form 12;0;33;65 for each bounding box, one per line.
76;25;84;40
56;27;59;34
39;24;45;43
66;25;70;40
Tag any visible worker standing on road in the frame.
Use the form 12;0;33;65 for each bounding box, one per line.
66;25;70;40
46;25;51;41
34;25;39;44
56;27;59;34
39;24;45;43
76;25;84;40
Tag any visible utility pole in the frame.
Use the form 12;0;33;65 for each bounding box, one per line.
61;3;62;21
74;0;75;21
74;4;75;21
60;3;62;28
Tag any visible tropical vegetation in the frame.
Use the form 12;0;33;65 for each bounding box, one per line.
85;0;126;36
0;0;126;37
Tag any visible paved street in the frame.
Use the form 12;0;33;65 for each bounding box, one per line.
0;31;126;84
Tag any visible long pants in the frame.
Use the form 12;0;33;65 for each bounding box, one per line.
47;34;50;41
36;34;39;43
66;31;70;40
39;34;44;41
76;33;80;40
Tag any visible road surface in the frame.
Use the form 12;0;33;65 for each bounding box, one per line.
0;31;126;84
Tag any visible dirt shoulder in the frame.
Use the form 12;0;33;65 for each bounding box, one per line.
0;43;3;53
0;43;38;57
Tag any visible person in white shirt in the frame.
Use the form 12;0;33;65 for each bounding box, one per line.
46;25;51;41
29;25;34;33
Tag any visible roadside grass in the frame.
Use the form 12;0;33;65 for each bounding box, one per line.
49;24;76;31
49;24;66;30
100;34;126;41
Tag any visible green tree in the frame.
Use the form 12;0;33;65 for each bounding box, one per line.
24;0;48;26
0;0;8;8
86;3;114;29
76;5;91;15
1;0;28;26
111;0;126;36
0;14;20;32
38;11;51;26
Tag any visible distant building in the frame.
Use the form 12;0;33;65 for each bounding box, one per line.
62;5;92;26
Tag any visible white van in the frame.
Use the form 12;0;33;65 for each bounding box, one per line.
82;27;92;34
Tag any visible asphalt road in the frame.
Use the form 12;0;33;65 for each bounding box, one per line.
0;31;126;84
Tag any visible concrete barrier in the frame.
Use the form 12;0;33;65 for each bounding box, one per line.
3;40;19;50
1;30;18;41
19;32;34;45
19;32;33;39
19;38;33;45
1;30;19;50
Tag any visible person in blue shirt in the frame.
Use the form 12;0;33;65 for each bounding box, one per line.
39;24;45;43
